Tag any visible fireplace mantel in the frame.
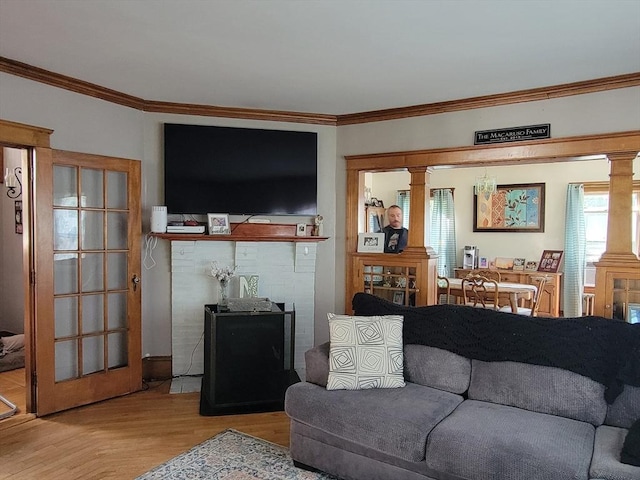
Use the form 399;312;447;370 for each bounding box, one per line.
152;222;328;242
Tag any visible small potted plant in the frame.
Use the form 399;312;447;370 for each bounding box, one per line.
209;261;236;305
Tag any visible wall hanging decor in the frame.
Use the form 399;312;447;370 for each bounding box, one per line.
474;183;545;232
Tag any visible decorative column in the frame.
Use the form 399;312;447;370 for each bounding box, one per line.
597;152;640;265
594;151;640;318
404;167;427;254
404;167;438;304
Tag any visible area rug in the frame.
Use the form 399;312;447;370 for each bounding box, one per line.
136;429;339;480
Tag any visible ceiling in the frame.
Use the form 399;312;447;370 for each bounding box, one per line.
0;0;639;116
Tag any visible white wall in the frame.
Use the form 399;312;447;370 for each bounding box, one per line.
338;88;640;156
141;113;337;357
371;171;411;211
170;240;318;376
0;147;26;334
0;73;339;357
0;73;144;159
1;72;639;352
336;87;640;322
371;158;640;269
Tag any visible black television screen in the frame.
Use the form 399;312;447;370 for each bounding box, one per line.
164;123;317;215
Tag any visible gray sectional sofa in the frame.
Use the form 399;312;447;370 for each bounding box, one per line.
285;294;640;480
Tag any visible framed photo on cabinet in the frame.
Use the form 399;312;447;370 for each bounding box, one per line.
207;213;231;235
357;233;384;253
537;250;563;273
393;291;405;305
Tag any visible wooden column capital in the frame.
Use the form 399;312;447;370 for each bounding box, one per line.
605;151;638;163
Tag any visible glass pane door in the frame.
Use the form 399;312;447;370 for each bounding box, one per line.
34;148;141;416
53;165;129;381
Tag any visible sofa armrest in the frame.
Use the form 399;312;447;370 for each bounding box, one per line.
305;342;330;387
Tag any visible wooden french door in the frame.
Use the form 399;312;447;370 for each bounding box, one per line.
32;149;142;415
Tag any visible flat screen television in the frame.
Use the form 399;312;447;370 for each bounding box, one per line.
164;123;317;215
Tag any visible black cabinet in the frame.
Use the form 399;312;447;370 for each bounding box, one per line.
200;303;299;415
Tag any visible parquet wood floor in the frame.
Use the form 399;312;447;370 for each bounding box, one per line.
0;377;291;480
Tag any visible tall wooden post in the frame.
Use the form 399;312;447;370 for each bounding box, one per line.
404;167;427;254
597;152;639;263
594;151;640;317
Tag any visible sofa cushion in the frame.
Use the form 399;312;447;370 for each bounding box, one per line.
425;400;595;480
326;313;404;390
605;384;640;429
352;293;640;404
404;344;471;394
285;381;464;463
591;425;640;480
304;342;330;387
468;359;607;425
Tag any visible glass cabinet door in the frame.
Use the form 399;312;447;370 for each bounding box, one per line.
363;263;417;306
610;275;640;322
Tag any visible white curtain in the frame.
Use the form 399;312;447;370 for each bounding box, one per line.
564;184;586;317
430;189;456;277
396;190;410;229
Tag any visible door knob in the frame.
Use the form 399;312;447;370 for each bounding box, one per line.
132;274;140;291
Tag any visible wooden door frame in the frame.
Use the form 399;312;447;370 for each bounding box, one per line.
345;130;640;313
0;119;53;413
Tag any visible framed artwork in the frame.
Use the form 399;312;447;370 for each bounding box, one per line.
513;258;526;271
525;260;539;271
239;275;259;298
495;257;514;270
296;223;307;236
357;232;385;253
393;291;405;305
479;257;488;268
473;183;545;232
537;250;563;273
207;213;231;235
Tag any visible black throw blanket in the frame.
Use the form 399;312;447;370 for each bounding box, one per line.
622;419;640;466
352;293;640;403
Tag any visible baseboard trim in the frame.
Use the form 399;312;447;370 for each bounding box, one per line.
142;356;172;381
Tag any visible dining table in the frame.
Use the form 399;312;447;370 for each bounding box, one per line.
443;277;538;313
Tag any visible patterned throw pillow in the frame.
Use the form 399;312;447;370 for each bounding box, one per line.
326;313;405;390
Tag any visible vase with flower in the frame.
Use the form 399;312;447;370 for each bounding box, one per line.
209;261;236;306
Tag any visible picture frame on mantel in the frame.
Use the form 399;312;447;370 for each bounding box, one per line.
473;183;545;232
207;213;231;235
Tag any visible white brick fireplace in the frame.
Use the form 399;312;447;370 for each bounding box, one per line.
170;240;317;377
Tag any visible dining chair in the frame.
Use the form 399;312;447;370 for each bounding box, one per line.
437;275;453;304
462;275;500;310
471;270;502;282
499;276;548;316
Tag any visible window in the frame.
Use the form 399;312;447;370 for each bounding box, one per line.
396;190;410;229
583;182;640;285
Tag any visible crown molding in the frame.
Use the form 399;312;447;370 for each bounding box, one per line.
1;56;638;127
143;100;337;125
0;56;146;110
336;73;640;125
0;56;337;126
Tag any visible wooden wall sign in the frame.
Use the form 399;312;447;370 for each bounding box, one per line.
474;124;550;145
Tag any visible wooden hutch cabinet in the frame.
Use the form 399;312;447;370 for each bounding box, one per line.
594;265;640;321
455;268;562;317
349;252;438;310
